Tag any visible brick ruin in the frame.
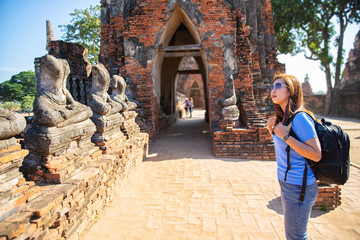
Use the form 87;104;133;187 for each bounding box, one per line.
100;0;285;159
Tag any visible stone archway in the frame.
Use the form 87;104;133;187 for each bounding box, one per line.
152;4;209;120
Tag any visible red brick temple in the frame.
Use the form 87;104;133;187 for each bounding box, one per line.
99;0;283;158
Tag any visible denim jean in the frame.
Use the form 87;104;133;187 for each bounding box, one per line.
279;179;318;240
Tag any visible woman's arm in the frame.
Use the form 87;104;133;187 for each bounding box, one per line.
274;122;322;162
284;133;321;162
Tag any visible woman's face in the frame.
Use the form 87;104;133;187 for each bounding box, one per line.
271;78;290;106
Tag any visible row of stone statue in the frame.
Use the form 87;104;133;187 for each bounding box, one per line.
1;54;140;156
0;54;143;185
35;54;137;129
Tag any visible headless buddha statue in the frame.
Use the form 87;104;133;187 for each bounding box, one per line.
33;55;92;128
0;107;26;140
87;64;123;142
88;64;123;115
110;75;137;111
218;75;240;121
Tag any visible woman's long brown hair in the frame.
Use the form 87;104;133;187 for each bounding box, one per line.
272;73;315;125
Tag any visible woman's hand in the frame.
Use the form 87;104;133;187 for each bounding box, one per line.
273;121;321;161
266;117;276;135
273;122;292;139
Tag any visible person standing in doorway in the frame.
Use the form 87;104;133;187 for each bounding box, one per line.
184;98;189;117
266;73;321;240
189;97;194;118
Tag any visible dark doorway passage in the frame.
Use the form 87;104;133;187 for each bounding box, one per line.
151;5;210;136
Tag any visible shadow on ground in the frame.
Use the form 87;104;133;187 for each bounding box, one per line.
267;196;329;218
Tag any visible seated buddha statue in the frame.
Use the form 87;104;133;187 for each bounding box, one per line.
218;75;240;121
110;75;137;111
87;63;123;142
33;54;92;128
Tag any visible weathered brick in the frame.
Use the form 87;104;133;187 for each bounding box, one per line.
26;192;64;218
0;149;28;164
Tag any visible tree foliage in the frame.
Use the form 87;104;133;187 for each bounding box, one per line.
21;95;35;110
59;5;101;64
272;0;360;115
0;101;21;111
0;71;36;103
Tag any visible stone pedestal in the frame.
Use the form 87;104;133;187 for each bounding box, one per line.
22;120;96;184
91;113;124;144
121;111;141;139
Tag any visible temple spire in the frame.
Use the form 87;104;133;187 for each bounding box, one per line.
46;20;55;51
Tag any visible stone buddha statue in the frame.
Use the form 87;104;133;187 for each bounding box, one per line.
24;54;96;157
87;64;123;142
0;107;26;140
33;54;92;128
218;75;240;121
22;54;96;183
110;75;137;111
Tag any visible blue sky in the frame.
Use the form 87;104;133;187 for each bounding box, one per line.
0;0;359;93
0;0;99;81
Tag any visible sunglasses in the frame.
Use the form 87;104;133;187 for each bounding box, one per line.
270;82;288;91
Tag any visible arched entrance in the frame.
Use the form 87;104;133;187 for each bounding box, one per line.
152;4;208;121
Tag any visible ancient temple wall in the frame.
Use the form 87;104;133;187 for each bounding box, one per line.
99;1;242;128
100;0;277;157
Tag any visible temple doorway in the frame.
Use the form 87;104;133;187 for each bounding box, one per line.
152;5;209;122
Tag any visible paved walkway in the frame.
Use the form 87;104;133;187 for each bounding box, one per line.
81;110;360;240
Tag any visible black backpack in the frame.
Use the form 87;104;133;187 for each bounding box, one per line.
285;111;350;201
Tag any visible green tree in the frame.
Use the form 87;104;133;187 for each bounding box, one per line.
0;101;21;111
0;71;36;102
272;0;360;115
59;4;101;64
21;95;35;110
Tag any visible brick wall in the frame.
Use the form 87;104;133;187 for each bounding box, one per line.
0;133;148;240
313;183;341;210
213;125;275;160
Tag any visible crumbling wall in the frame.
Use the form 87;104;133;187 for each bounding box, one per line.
0;133;148;240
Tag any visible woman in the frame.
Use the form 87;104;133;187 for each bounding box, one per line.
267;73;321;240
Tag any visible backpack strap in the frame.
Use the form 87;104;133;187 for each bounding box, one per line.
284;111;313;202
300;162;308;202
283;112;301;182
284;145;291;181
